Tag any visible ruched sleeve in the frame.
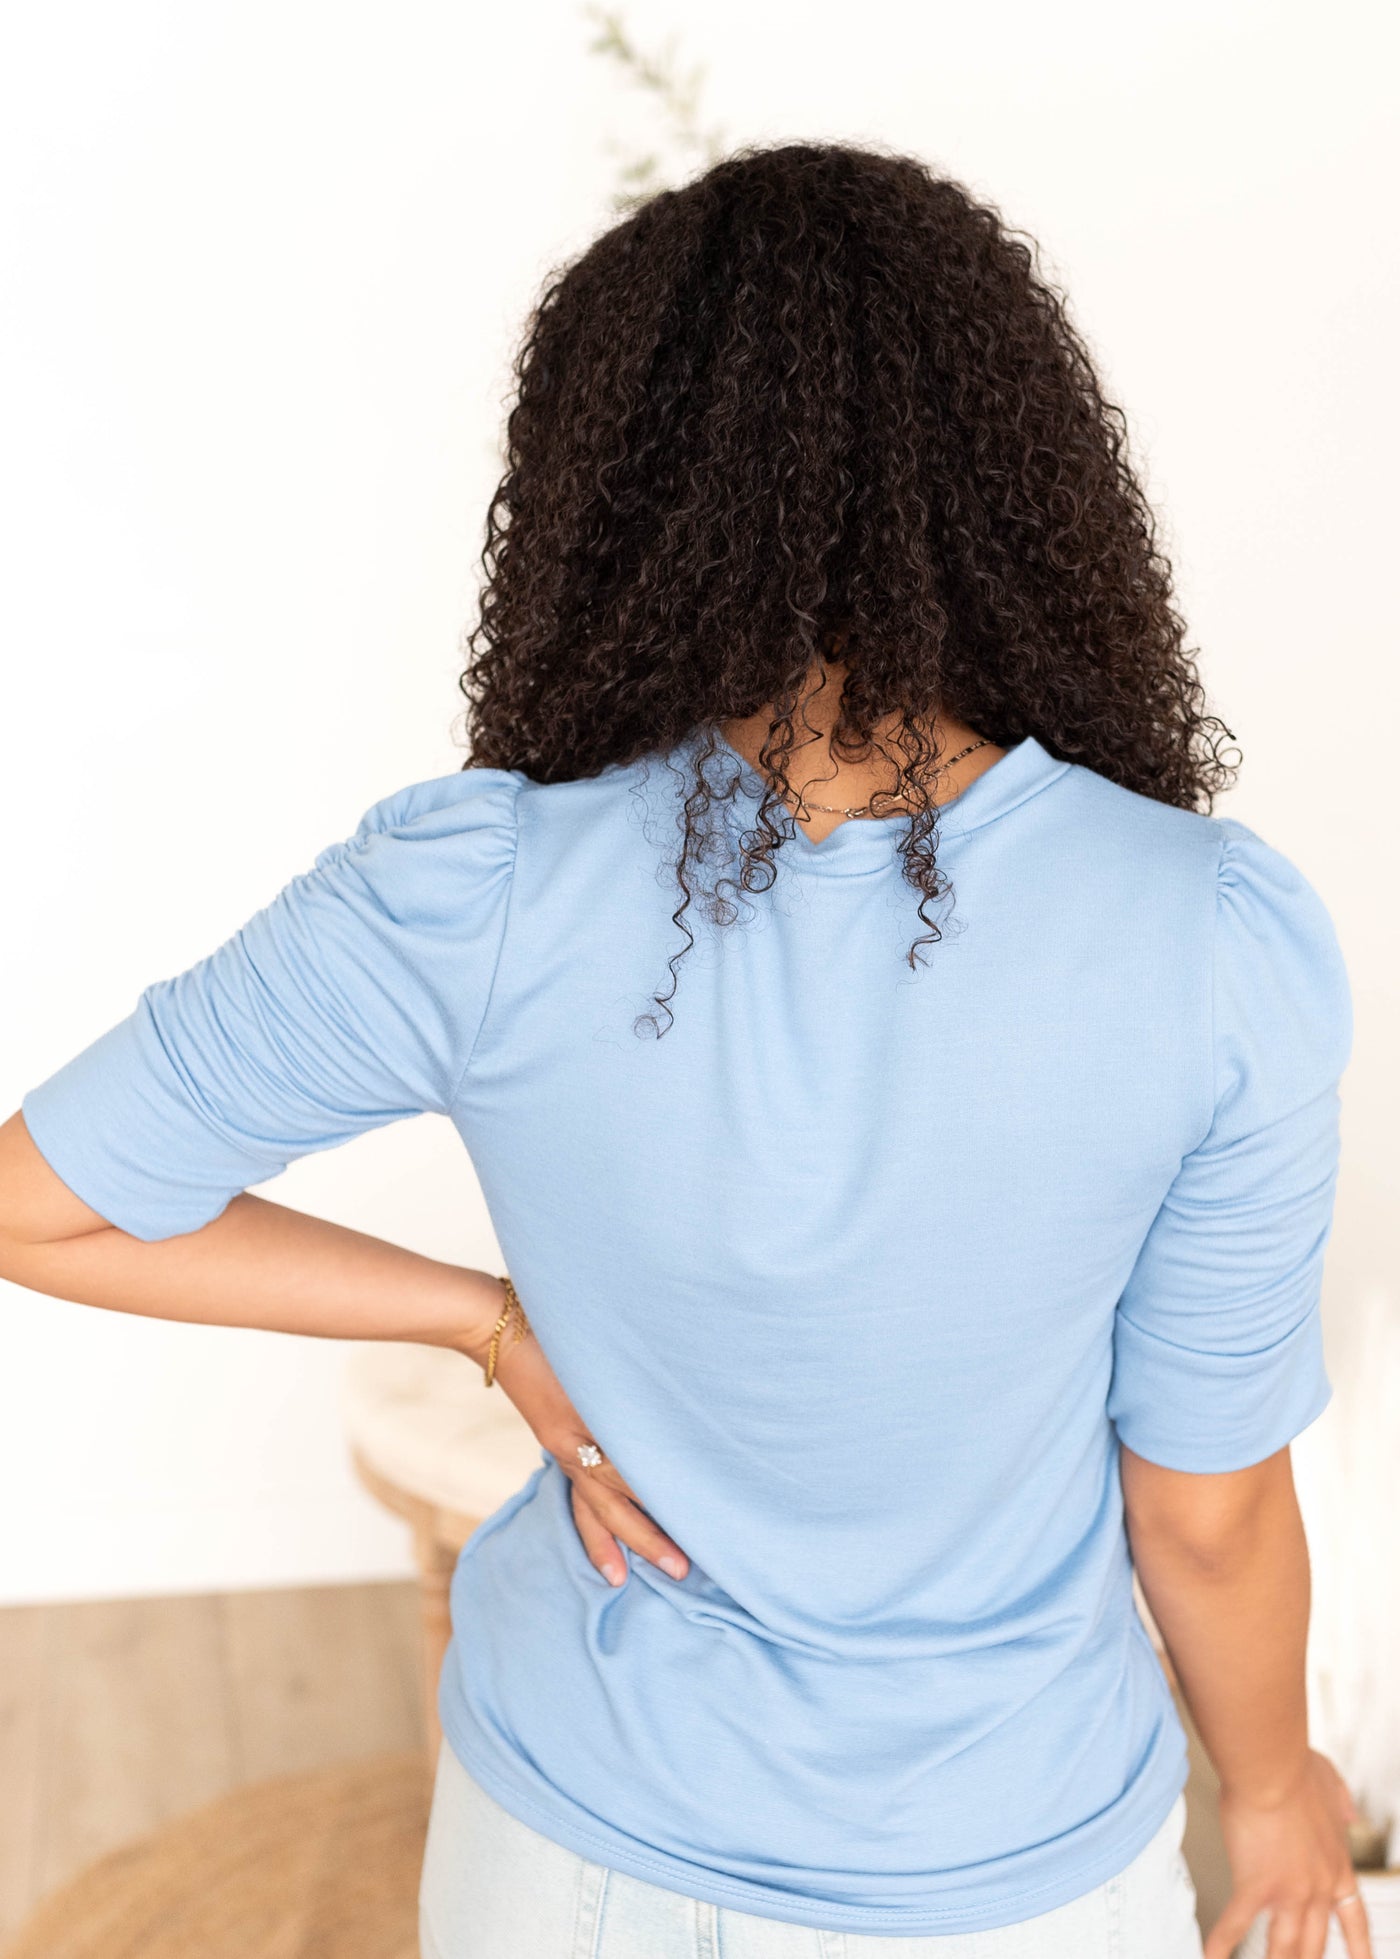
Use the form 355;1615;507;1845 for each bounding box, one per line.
1107;817;1353;1473
21;767;522;1242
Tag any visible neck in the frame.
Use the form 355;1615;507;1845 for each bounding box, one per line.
717;663;1006;840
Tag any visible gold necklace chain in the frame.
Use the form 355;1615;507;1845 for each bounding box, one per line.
796;737;993;819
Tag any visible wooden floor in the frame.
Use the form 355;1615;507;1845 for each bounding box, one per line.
0;1579;424;1944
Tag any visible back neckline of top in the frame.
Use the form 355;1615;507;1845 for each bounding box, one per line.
681;728;1071;876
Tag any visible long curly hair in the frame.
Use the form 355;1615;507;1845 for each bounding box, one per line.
459;140;1238;1030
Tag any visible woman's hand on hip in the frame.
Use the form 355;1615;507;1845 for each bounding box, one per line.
1205;1750;1372;1959
457;1275;690;1589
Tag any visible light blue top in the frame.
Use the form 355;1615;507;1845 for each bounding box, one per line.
22;732;1353;1936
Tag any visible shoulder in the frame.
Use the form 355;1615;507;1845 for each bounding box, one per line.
324;763;524;865
1047;759;1223;882
309;757;659;923
1206;814;1353;1085
341;758;646;848
297;765;526;930
1055;763;1352;1090
509;759;655;836
1050;761;1340;927
337;764;526;853
1210;812;1338;941
1052;763;1348;986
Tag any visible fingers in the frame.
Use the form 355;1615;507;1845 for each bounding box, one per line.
1210;1897;1374;1959
575;1469;690;1580
569;1481;627;1588
498;1332;692;1585
1336;1892;1374;1959
552;1433;690;1582
1297;1903;1332;1959
1205;1897;1260;1959
1264;1904;1302;1959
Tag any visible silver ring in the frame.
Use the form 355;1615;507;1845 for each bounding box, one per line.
577;1442;606;1471
1336;1891;1362;1908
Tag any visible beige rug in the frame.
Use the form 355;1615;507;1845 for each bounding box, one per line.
2;1751;430;1959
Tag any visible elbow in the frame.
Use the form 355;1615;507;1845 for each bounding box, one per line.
0;1217;47;1288
1132;1516;1260;1584
1121;1443;1299;1580
0;1109;111;1253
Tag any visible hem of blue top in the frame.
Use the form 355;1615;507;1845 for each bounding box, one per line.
436;1665;1189;1938
19;1075;192;1245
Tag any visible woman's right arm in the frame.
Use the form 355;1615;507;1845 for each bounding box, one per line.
1123;1442;1369;1959
3;776;691;1587
0;1108;690;1589
0;1105;510;1350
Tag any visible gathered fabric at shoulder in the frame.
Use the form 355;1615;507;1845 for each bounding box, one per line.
1208;815;1354;1152
1107;813;1353;1474
309;765;524;958
336;763;523;852
20;765;527;1242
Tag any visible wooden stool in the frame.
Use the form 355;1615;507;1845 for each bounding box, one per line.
343;1343;543;1755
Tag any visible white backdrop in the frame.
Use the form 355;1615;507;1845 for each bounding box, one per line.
2;0;1396;1795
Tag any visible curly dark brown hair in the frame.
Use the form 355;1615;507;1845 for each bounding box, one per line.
459;139;1238;1030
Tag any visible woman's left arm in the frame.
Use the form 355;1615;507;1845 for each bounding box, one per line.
1124;1444;1368;1959
0;1108;689;1587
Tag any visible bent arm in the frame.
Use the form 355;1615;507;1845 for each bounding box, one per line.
0;1107;694;1585
0;1108;502;1361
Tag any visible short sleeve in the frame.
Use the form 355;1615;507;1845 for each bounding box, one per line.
1107;817;1354;1473
21;767;522;1242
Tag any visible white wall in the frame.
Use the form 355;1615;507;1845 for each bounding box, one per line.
2;0;1395;1799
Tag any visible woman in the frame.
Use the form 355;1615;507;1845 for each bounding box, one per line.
0;142;1369;1959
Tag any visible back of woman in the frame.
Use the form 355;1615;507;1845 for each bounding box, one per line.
375;731;1345;1929
2;143;1366;1959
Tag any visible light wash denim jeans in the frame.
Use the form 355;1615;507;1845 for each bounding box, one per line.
418;1741;1205;1958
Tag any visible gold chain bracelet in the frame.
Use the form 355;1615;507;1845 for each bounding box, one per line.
483;1275;533;1387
